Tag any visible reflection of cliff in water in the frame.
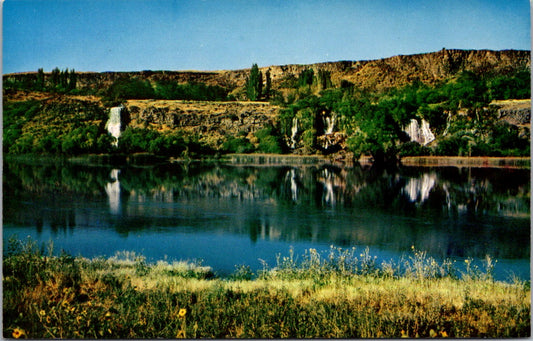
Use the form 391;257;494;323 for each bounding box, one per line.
3;161;530;259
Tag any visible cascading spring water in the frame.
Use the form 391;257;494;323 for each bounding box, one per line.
106;106;123;147
324;113;336;135
404;118;435;145
290;117;299;148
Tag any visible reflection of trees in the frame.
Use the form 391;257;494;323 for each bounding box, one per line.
4;159;530;259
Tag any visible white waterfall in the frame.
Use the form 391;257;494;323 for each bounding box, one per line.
404;118;435;145
106;106;123;147
403;173;436;203
105;169;121;214
290;117;298;148
323;113;336;135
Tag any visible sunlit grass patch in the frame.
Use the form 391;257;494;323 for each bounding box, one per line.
3;237;530;338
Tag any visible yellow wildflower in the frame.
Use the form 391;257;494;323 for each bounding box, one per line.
39;310;46;317
440;330;449;338
400;330;409;338
12;328;26;339
178;308;187;317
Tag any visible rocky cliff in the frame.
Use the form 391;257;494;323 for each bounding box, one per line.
123;100;280;148
5;49;530;93
4;49;530;158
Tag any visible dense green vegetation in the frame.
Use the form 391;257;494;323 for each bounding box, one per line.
3;100;114;155
3;237;530;338
2;65;530;161
278;69;530;163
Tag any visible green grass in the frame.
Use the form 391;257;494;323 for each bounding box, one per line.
3;237;530;338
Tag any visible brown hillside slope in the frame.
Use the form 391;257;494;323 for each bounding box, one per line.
4;49;530;93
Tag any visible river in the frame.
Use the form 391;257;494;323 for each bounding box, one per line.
3;159;530;281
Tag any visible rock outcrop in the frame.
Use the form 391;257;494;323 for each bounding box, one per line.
491;99;531;126
125;100;279;145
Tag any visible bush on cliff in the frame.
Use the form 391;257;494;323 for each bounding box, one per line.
222;135;255;153
104;77;156;101
155;81;230;101
254;126;284;154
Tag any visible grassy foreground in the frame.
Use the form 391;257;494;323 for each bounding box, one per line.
3;238;530;339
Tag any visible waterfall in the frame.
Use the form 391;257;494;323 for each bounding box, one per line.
106;106;123;147
404;118;435;145
323;113;336;135
105;169;121;214
290;117;298;148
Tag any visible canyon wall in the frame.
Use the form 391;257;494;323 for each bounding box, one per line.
5;49;530;93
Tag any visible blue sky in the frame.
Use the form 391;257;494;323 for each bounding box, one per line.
2;0;531;73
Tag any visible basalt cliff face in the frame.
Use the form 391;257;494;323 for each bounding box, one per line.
4;49;530;93
125;100;279;143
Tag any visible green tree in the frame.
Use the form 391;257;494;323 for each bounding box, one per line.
298;69;314;87
246;64;262;101
345;105;401;165
317;69;332;90
36;68;45;90
486;70;531;100
51;67;61;88
264;69;272;100
255;126;283;153
68;69;77;90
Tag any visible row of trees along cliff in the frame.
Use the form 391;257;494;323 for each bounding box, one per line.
3;49;531;165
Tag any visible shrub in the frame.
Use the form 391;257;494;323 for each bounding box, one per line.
399;141;432;157
222;135;255;153
105;77;155;101
155;81;229;101
254;127;284;154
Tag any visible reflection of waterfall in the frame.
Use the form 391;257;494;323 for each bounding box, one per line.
319;168;336;206
323;113;336;135
403;173;436;203
404;118;435;145
106;106;123;147
289;169;298;201
105;169;121;214
290;118;298;148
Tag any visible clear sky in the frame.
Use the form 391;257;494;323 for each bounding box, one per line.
2;0;531;74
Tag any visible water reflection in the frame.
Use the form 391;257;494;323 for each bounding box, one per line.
403;172;436;203
105;169;121;214
3;160;530;270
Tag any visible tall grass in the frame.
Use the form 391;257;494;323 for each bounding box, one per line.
3;237;530;338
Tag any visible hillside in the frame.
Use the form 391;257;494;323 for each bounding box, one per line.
3;49;531;163
4;49;530;94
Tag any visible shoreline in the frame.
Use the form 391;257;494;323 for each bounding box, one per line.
4;153;531;169
400;156;530;169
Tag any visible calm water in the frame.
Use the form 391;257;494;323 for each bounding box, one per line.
3;159;530;281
